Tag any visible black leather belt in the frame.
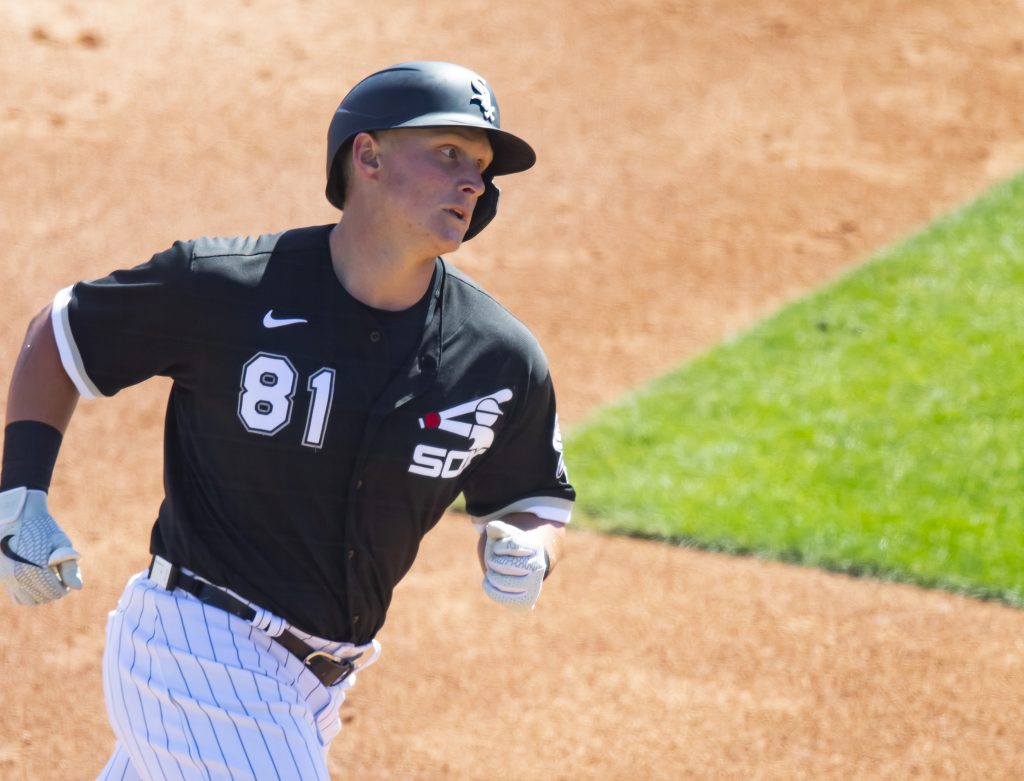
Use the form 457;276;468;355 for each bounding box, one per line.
148;556;356;687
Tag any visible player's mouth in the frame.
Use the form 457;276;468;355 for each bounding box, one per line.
443;206;468;223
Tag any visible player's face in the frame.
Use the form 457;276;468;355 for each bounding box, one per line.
375;127;494;254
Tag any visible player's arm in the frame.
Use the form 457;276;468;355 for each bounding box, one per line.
0;304;83;605
6;304;79;430
477;511;566;612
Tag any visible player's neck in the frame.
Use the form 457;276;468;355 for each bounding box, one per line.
328;221;437;312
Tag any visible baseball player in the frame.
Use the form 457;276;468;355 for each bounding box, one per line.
1;61;574;780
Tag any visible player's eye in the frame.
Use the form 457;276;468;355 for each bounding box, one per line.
440;146;459;161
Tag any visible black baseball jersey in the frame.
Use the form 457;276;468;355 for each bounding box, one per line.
50;224;574;642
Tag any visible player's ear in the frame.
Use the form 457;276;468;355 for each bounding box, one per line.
351;132;382;177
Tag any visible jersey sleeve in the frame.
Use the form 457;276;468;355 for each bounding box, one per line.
50;240;196;398
461;368;575;527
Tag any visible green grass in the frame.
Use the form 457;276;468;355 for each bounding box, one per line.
566;173;1024;603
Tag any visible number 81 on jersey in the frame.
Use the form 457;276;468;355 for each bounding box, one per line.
237;352;336;449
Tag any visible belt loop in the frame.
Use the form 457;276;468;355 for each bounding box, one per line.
250;605;288;638
149;555;179;590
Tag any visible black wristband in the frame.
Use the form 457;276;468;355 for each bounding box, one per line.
0;421;64;492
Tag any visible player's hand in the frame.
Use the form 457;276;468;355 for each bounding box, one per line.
0;487;82;606
481;520;549;612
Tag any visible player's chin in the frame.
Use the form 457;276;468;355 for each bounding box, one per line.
431;221;470;253
440;235;466;254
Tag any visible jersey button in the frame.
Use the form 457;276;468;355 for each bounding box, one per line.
368;330;381;343
347;548;356;559
352;615;361;625
355;479;363;490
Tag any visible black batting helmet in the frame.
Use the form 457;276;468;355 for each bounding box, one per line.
325;61;536;241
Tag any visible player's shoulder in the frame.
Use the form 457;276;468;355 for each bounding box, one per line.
442;263;531;334
440;261;547;363
187;224;331;278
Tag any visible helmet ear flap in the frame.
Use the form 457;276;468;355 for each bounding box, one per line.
325;139;353;211
464;178;499;242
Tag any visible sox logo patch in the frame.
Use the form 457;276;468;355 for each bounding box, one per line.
553;414;567;480
408;389;513;478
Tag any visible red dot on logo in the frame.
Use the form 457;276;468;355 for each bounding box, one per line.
424;411;441;429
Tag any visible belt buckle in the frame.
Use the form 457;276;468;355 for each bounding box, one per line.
303;650;356;687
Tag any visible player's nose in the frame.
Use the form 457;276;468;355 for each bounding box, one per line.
459;167;486;198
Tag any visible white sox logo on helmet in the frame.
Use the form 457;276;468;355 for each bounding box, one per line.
408;389;513;478
470;77;497;123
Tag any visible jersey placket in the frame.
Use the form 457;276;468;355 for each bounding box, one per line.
340;274;444;641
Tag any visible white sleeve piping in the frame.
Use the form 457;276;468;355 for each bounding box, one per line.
470;496;573;531
50;286;103;399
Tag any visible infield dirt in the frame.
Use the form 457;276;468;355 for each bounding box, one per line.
2;2;1024;778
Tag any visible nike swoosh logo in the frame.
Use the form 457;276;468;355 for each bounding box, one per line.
1;535;40;567
263;310;309;329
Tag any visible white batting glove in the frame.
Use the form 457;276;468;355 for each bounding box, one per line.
0;487;82;606
482;520;549;612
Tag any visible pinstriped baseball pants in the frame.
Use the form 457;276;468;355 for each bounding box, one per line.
96;572;367;780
